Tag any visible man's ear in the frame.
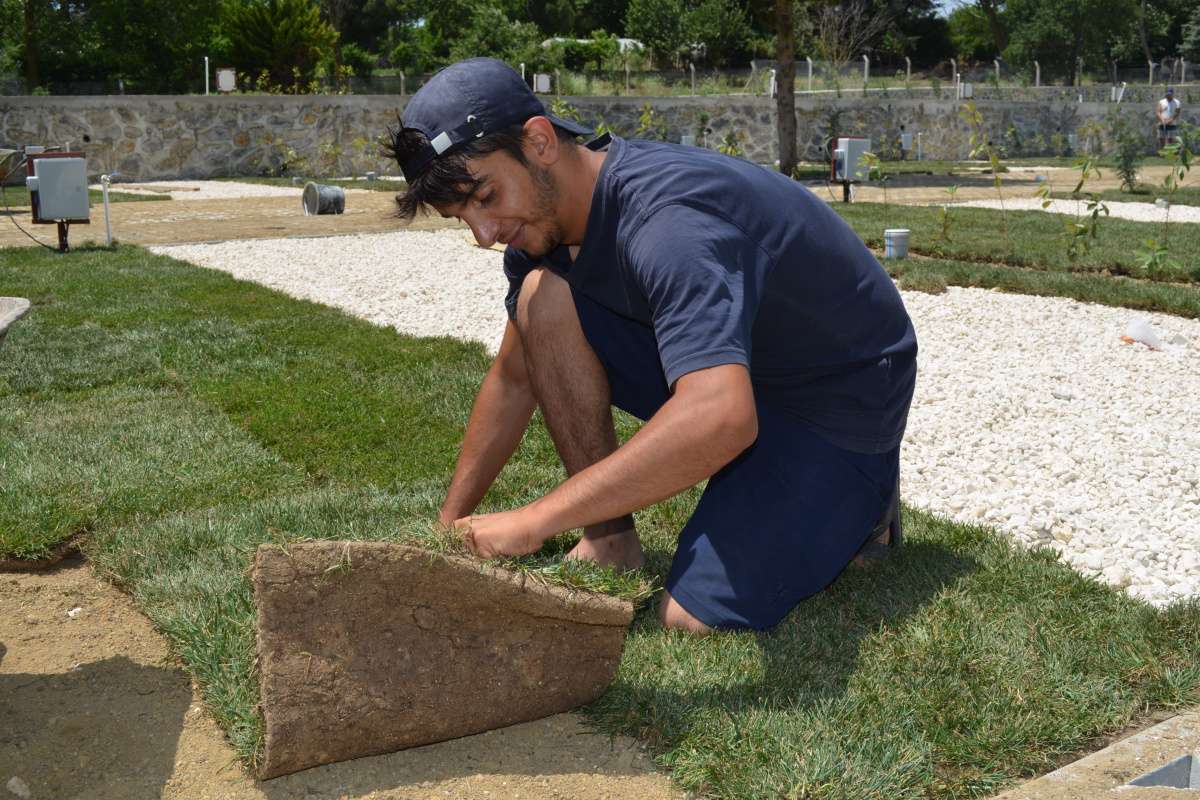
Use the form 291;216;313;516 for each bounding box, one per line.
523;116;560;166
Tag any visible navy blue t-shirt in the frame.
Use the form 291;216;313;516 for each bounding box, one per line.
504;135;917;454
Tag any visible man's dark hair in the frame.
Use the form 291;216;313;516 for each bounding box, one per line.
384;117;575;220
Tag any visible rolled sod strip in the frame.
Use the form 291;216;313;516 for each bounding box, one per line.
252;541;634;779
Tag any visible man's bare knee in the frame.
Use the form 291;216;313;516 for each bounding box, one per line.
515;267;575;340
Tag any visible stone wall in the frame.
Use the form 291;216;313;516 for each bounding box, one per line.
1;88;1193;181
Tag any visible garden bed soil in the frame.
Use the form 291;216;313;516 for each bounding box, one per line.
0;559;681;800
0;191;459;250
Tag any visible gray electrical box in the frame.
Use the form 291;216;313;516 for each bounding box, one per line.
30;157;89;221
833;137;871;181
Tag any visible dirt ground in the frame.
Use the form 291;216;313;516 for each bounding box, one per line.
3;161;1196;799
0;559;684;800
2;164;1196;251
0;190;457;250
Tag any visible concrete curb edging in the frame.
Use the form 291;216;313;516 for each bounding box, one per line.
993;708;1200;799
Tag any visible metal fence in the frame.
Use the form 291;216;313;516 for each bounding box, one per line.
2;58;1195;97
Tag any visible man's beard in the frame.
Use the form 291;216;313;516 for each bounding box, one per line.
523;162;564;257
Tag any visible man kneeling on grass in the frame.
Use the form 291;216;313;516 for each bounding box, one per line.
385;58;917;634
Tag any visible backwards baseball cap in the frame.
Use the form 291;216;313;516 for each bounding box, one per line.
1167;86;1175;94
397;58;591;182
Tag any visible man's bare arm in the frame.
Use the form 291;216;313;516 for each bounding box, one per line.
439;320;537;526
459;364;757;556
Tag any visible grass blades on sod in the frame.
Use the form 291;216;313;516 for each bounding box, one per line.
883;257;1200;318
0;385;306;561
1051;185;1200;207
592;508;1200;799
3;243;1200;797
834;202;1200;284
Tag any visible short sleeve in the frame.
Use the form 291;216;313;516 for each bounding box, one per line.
626;205;771;387
503;246;536;320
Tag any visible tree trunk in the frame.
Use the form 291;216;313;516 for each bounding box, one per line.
775;0;797;175
22;0;40;90
1139;0;1152;65
977;0;1007;54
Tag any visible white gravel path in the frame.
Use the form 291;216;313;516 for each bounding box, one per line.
91;179;372;201
152;231;1200;607
946;197;1200;224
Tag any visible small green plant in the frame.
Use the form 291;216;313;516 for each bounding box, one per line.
259;134;309;177
634;103;668;140
1037;156;1109;263
938;184;959;244
1110;117;1145;192
694;112;711;147
717;130;745;158
549;97;581;122
1050;131;1068;157
960;101;1010;253
860;151;890;209
1153;140;1193;252
1136;238;1179;278
930;75;941;99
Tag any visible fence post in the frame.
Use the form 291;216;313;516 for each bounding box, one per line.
1034;61;1040;87
862;54;870;84
624;62;630;92
400;71;406;96
994;58;1000;85
807;56;813;92
520;63;525;81
905;56;911;84
690;61;695;95
950;58;957;96
769;68;777;98
204;56;209;95
1148;60;1155;86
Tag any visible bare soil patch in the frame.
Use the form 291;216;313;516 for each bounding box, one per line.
0;560;682;800
0;191;459;250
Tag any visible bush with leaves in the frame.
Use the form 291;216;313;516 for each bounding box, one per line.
225;0;337;92
1107;116;1145;192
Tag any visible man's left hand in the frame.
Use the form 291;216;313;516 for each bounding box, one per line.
455;508;548;559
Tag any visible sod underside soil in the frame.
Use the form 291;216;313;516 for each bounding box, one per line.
1;242;1198;798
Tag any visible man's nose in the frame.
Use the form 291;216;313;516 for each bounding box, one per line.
463;212;498;248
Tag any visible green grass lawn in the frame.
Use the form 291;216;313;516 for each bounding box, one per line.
0;185;169;208
2;243;1198;797
1051;184;1200;208
790;156;1180;181
831;201;1200;284
214;176;406;192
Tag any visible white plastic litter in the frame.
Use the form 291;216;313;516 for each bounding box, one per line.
66;607;82;619
1123;316;1168;351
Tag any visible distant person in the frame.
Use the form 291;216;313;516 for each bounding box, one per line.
1157;86;1182;149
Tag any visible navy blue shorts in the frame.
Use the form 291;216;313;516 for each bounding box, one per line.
573;291;900;631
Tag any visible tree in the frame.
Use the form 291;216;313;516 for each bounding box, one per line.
947;4;996;61
812;0;892;76
774;0;797;175
1002;0;1136;85
624;0;687;65
224;0;338;90
685;0;752;66
1184;4;1200;59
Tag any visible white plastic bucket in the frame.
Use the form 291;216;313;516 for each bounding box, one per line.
883;228;910;259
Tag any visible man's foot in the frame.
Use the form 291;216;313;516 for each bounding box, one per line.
566;527;645;572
